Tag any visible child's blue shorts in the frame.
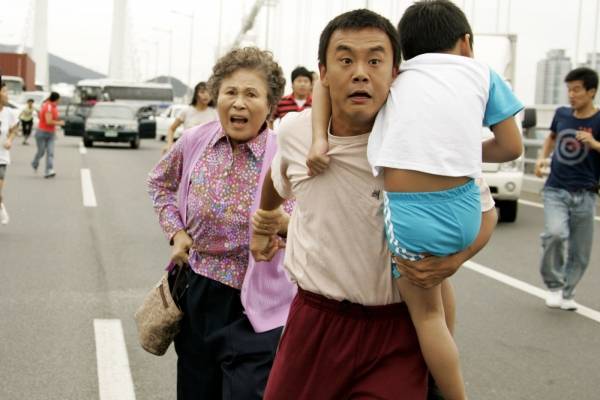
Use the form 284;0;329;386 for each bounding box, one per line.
383;180;481;279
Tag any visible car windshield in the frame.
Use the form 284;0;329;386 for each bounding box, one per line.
90;105;135;120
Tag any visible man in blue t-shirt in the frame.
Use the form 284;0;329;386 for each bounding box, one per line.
535;67;600;311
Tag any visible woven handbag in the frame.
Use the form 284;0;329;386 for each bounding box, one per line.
134;264;188;356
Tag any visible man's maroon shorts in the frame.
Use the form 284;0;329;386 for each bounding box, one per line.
264;288;427;399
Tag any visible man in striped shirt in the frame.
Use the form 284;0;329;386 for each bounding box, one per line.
272;66;313;124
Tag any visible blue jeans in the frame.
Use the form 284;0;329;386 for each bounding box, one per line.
540;187;596;299
32;130;56;175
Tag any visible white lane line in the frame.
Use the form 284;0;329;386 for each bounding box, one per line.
519;199;600;222
79;141;87;155
81;168;98;207
94;319;136;400
464;260;600;324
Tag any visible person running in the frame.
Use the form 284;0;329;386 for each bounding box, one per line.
251;9;499;400
163;81;217;153
535;67;600;311
31;92;63;178
307;2;523;398
19;98;35;145
0;82;20;225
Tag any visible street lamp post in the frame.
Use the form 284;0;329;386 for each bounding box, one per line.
153;27;173;85
172;10;195;99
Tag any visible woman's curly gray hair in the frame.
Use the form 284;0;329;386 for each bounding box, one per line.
208;47;286;114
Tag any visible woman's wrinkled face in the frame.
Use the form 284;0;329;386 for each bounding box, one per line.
217;68;270;143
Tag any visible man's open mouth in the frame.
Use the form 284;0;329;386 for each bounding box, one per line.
349;91;372;100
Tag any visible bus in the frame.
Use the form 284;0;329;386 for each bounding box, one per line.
73;79;174;111
2;76;25;103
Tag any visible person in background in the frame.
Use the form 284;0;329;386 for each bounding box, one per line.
163;81;218;153
31;92;63;179
535;67;600;311
19;98;35;145
271;66;313;127
0;82;20;224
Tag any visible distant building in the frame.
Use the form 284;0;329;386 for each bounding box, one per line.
535;49;572;105
581;52;600;74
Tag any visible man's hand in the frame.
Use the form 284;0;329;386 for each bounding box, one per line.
2;139;12;150
250;232;285;262
534;158;548;178
306;137;330;176
393;254;462;289
576;130;600;151
171;230;193;267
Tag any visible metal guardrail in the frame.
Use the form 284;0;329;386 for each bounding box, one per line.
523;127;548;175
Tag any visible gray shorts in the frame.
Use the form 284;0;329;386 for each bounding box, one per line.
0;164;6;180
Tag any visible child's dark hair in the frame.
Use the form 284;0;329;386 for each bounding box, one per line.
565;67;599;94
318;9;401;68
398;0;473;61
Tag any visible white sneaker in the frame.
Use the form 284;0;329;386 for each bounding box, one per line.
545;289;563;308
560;298;578;311
0;203;9;225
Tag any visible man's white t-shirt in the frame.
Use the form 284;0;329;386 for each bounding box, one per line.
271;110;496;305
0;107;18;165
368;53;523;178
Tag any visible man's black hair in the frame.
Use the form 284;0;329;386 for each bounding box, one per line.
48;92;60;102
291;66;313;83
398;0;473;61
565;67;599;93
318;9;401;68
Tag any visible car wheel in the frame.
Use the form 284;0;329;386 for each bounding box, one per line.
497;200;518;223
130;135;140;149
83;138;93;147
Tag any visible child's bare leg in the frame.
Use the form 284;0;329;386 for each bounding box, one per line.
397;278;466;400
441;279;456;335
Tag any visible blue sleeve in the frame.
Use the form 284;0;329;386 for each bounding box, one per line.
483;69;524;127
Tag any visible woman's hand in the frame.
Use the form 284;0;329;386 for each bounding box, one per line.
252;208;287;236
171;230;193;266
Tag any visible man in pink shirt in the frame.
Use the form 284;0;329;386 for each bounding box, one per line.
32;92;64;178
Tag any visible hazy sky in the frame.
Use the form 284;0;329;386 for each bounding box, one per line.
0;0;598;104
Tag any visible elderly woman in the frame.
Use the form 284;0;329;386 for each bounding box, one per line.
147;47;294;400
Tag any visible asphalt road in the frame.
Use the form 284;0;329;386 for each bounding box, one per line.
0;135;598;400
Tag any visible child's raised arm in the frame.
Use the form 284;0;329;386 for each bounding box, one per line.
306;80;332;176
482;117;523;163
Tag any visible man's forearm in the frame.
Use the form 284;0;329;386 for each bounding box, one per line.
260;168;285;211
453;208;498;265
540;134;556;159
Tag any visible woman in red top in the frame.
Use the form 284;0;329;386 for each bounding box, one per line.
32;92;64;178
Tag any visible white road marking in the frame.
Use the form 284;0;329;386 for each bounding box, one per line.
519;199;600;222
464;261;600;324
81;168;97;207
79;141;87;155
94;319;136;400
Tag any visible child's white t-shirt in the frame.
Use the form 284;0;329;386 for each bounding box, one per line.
368;53;523;178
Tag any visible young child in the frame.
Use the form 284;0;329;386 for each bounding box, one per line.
307;1;523;399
